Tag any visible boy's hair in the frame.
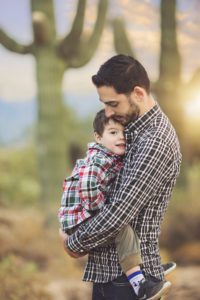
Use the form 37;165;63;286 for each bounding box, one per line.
93;109;120;136
92;54;150;94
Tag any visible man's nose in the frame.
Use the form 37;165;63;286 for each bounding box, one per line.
105;107;114;117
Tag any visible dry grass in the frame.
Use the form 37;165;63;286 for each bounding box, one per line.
0;206;87;300
0;255;51;300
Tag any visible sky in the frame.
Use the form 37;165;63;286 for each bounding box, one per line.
0;0;200;110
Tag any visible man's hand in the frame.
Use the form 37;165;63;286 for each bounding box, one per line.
59;228;87;258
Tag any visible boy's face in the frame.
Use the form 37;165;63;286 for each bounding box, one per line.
95;120;126;156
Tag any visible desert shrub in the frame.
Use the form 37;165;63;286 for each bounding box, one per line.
0;147;40;207
161;163;200;251
0;255;52;300
0;208;51;269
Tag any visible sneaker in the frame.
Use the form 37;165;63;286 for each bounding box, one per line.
137;277;171;300
162;261;176;276
141;261;176;277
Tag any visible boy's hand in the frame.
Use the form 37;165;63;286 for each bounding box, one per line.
59;228;86;258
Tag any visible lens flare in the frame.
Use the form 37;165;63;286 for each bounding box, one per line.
184;93;200;121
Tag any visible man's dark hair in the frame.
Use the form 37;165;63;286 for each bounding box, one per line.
92;54;150;94
93;109;121;136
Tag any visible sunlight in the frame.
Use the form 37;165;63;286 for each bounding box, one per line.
184;92;200;121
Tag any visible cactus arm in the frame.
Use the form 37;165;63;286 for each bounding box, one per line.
57;0;108;68
112;18;134;57
65;0;86;40
158;0;181;84
31;0;56;40
0;28;34;54
85;0;108;54
68;0;108;68
57;0;87;60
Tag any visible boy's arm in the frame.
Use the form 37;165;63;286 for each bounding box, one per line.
78;157;108;211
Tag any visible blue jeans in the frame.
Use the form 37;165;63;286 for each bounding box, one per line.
92;274;138;300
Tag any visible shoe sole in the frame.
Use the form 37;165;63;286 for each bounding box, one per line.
147;281;172;300
164;262;177;276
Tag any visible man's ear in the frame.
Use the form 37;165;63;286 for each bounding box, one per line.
94;132;101;143
133;86;145;102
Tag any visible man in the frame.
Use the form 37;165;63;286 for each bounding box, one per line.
60;55;181;300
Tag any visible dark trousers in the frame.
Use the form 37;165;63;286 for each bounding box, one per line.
92;274;138;300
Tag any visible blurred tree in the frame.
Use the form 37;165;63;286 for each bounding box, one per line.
155;0;182;132
111;0;200;168
112;0;182;133
0;0;108;203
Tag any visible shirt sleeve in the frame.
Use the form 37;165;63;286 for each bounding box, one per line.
67;137;174;253
78;156;109;212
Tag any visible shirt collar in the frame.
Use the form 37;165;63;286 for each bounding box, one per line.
88;142;122;160
124;104;160;135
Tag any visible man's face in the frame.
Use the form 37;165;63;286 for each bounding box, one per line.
97;86;140;125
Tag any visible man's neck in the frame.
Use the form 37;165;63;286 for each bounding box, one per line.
139;94;156;116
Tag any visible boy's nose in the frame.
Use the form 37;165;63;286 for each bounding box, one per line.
119;134;125;140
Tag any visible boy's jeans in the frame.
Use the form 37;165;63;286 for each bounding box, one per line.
92;274;138;300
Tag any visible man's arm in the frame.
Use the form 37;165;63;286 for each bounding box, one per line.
59;228;86;258
67;137;173;253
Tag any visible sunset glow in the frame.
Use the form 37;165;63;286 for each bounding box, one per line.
184;92;200;120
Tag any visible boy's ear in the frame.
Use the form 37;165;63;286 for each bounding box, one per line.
94;132;101;143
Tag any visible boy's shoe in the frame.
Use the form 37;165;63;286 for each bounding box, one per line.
137;277;171;300
162;261;176;276
141;261;176;277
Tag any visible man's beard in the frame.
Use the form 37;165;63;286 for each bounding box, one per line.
113;101;140;125
129;98;140;119
113;112;139;125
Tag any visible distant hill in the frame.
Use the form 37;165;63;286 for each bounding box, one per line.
0;92;101;145
64;92;102;118
0;98;37;145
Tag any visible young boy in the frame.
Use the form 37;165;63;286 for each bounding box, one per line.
58;109;175;299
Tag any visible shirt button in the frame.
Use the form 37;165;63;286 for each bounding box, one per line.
134;130;138;135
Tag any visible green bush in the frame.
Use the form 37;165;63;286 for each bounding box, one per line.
0;147;40;207
161;163;200;250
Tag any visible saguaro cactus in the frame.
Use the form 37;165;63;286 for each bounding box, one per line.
113;0;181;126
0;0;108;203
155;0;182;137
111;0;198;144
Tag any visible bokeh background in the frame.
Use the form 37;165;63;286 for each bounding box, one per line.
0;0;200;299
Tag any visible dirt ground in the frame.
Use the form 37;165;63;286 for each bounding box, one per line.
47;265;200;300
165;266;200;300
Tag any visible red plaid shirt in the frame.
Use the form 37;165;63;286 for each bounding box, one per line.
58;143;123;231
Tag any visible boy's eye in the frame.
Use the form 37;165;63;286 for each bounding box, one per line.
110;131;117;135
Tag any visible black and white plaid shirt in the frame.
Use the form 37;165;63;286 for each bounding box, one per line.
67;104;182;282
